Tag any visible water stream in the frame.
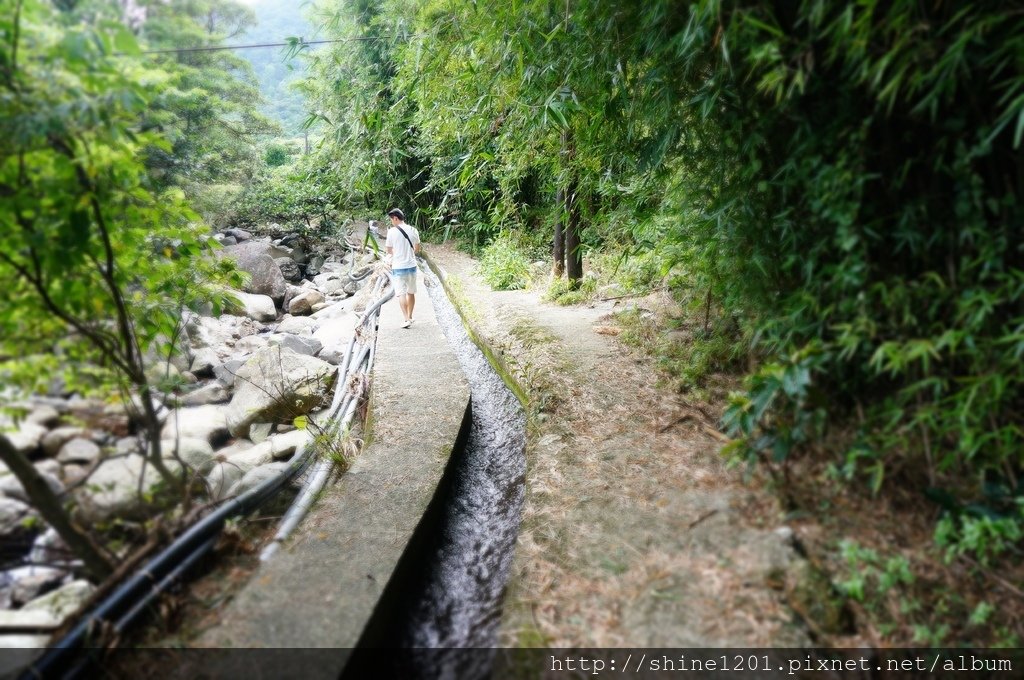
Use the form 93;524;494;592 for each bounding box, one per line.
398;265;527;658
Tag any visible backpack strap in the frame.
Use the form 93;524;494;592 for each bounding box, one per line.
395;225;415;249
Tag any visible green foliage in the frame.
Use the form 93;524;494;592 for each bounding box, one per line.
304;0;1024;563
264;143;290;167
479;232;532;291
0;0;234;399
544;276;596;306
228;162;338;234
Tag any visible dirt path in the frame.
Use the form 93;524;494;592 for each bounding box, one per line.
428;243;812;647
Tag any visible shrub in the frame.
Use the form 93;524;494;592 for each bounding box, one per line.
479;232;532;290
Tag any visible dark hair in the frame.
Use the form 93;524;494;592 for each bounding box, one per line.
387;208;405;220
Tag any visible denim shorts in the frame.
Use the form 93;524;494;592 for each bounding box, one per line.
391;267;417;295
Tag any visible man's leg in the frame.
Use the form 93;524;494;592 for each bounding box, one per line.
407;293;415;320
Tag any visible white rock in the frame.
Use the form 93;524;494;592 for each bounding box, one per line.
161;438;216;473
224;347;336;438
267;429;311;461
5;423;47;457
160;405;228;445
225;462;290;498
275;316;318;335
29;528;72;567
287;290;325;316
249;423;273;444
178;383;230;407
41;427;88;457
34;459;61;479
22;580;95;619
57;439;101;465
189;347;221;376
0;497;38;536
25;406;61;428
0;472;63;504
73;455;182;522
0;566;66;607
228;290;276;322
268;333;323;357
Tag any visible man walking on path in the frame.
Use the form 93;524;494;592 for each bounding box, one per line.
384;208;421;328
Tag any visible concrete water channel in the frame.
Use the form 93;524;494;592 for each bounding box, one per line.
197;257;526;678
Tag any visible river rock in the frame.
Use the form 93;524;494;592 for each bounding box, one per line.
73;456;182;522
216;234;237;246
234;334;269;355
0;472;63;504
224;228;252;243
220;242;289;304
6;423;47;457
178;383;231;407
287;290;325;316
25;406;61;428
225;347;337;438
1;566;67;607
28;528;73;567
213;360;245;388
267;429;310;460
306;255;326;276
56;439;101;465
276;316;318;335
0;498;38;537
228;291;276;322
189;348;220;377
41;427;88;457
225;462;290;499
312;313;358;356
22;580;95;619
249;423;273;444
276;257;302;282
161;405;229;446
34;459;61;478
161;438;216;474
268;333;323;357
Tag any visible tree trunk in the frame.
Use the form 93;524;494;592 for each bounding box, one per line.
0;434;114;581
565;179;583;284
553;187;565;277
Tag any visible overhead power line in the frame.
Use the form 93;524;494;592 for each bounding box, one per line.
118;35;421;57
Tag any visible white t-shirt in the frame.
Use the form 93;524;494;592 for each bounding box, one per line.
386;222;420;270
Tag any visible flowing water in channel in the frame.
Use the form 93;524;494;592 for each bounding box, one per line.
398;266;527;666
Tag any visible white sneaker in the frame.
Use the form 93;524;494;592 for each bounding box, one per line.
401;319;411;329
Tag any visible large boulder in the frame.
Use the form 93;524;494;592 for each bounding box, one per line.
73;455;182;522
161;405;229;446
227;291;276;322
220;242;289;303
224;347;336;438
